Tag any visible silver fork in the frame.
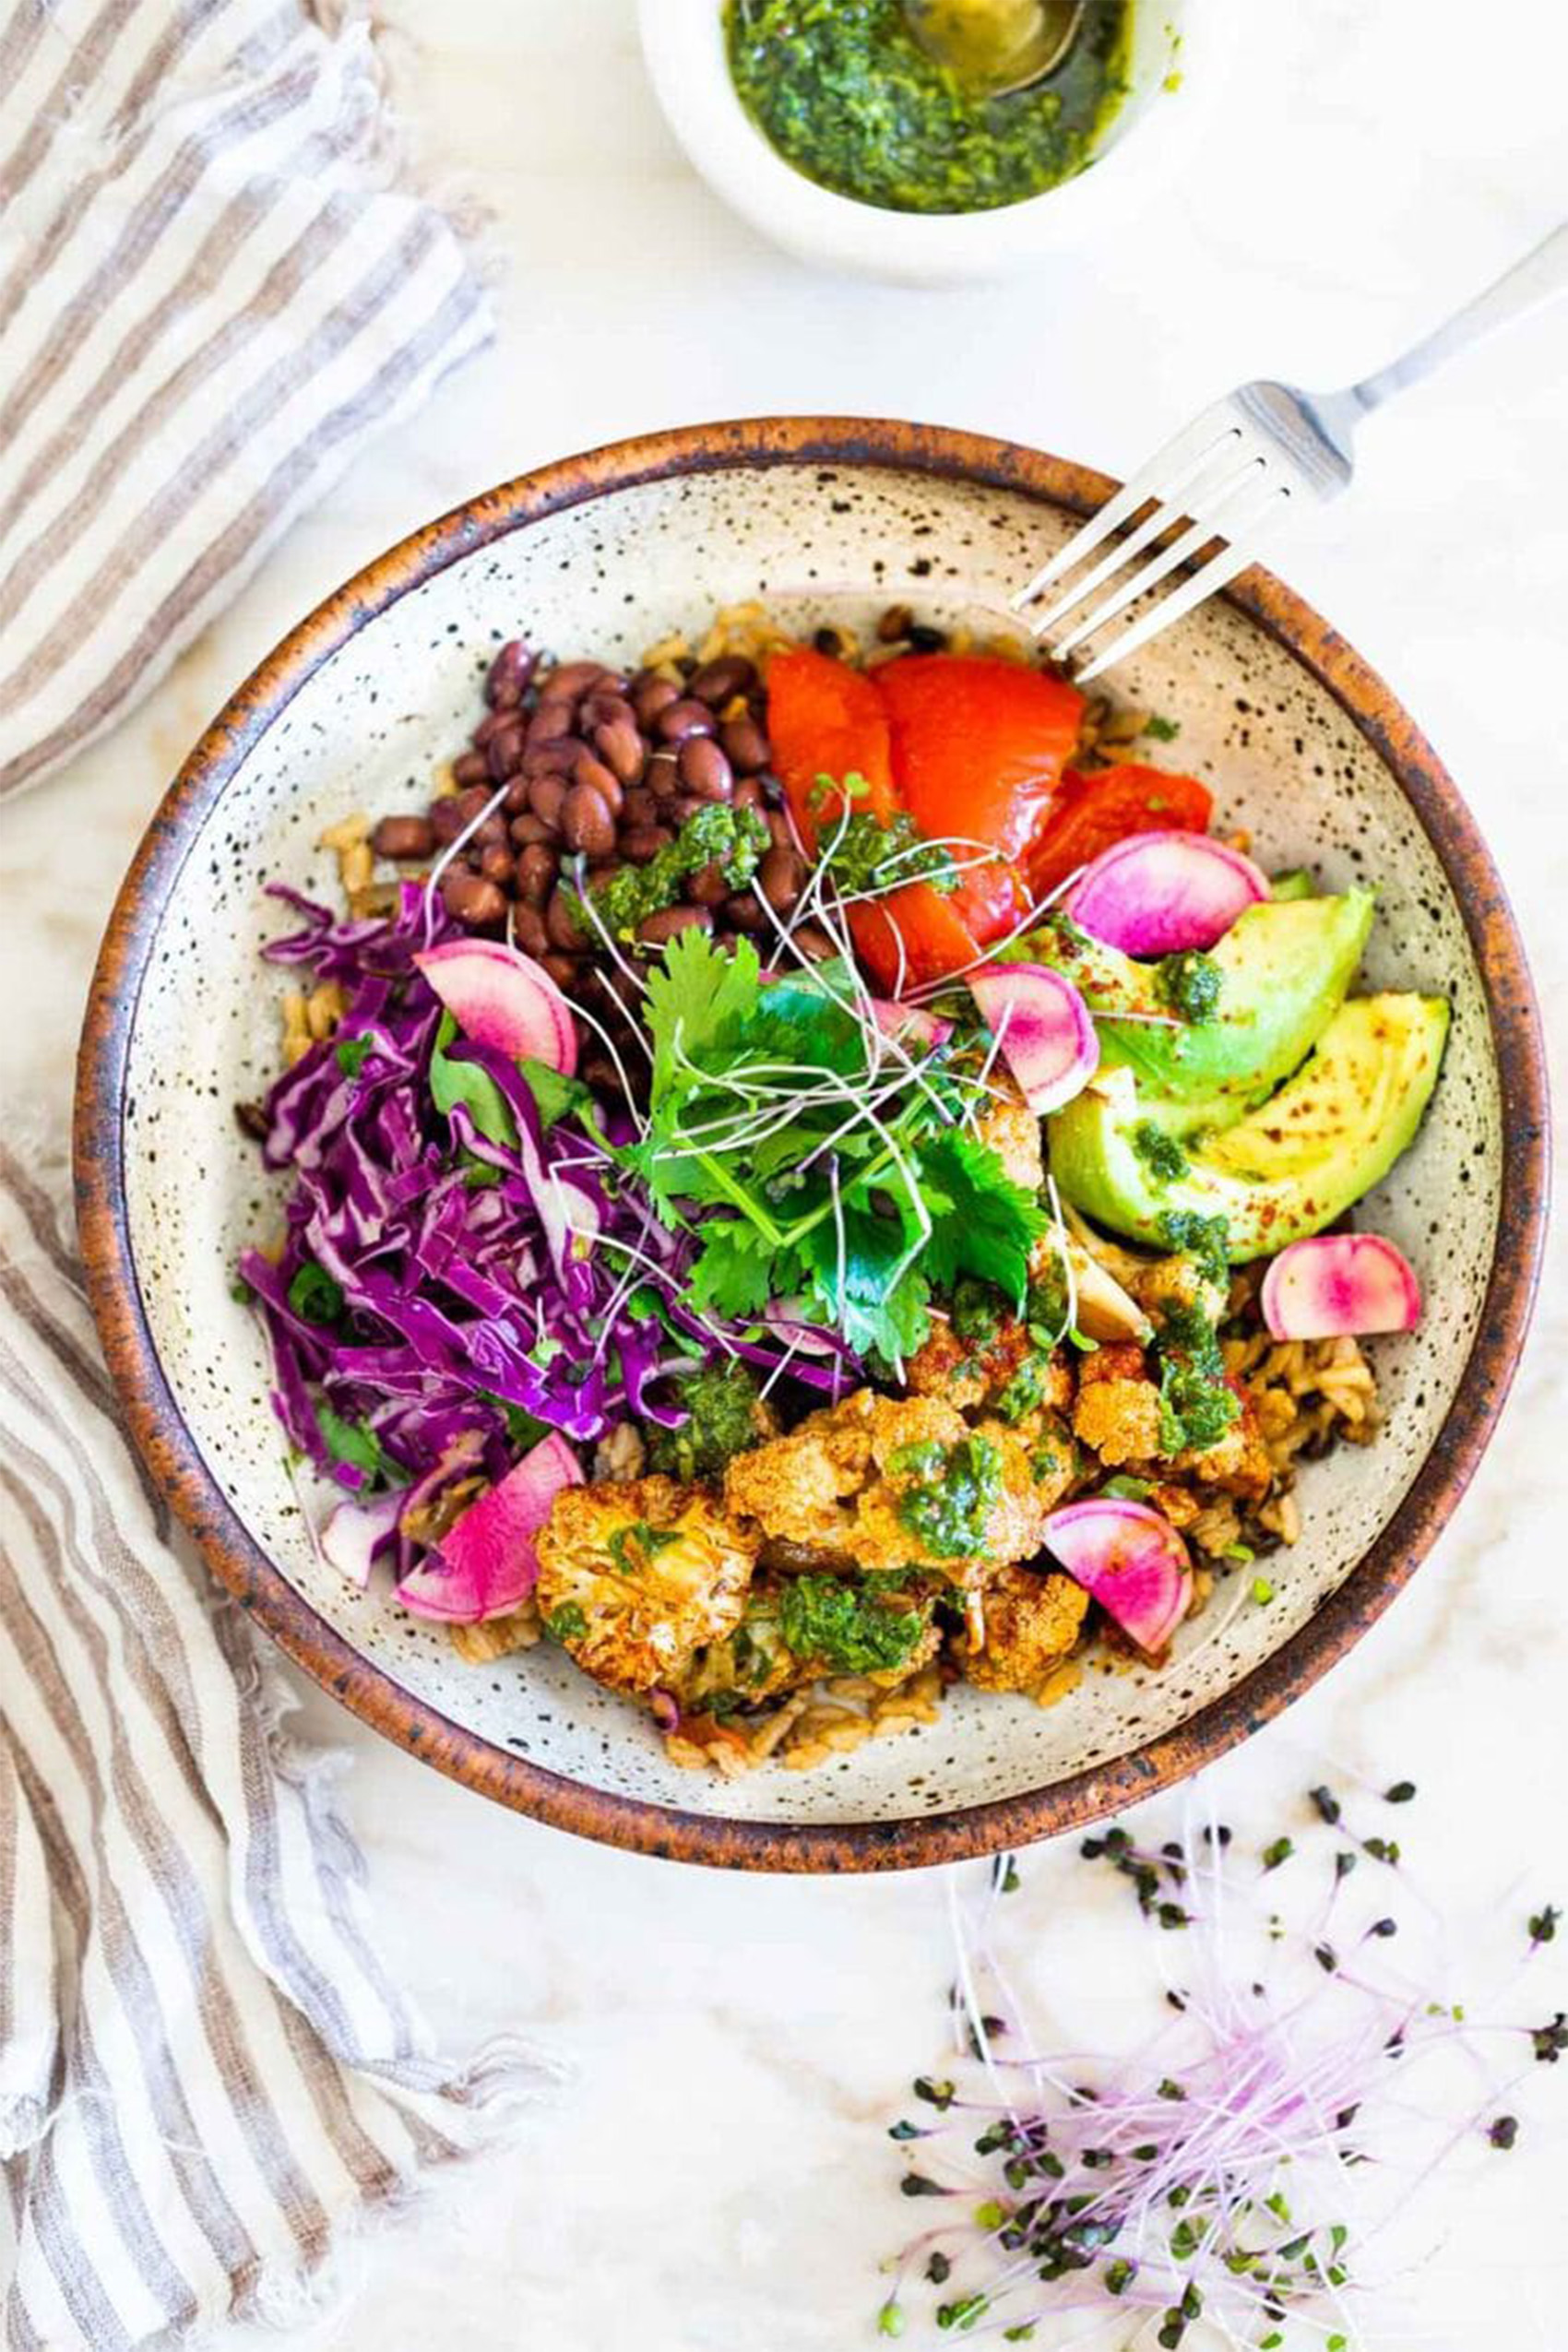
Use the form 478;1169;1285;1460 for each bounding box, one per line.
1012;221;1568;682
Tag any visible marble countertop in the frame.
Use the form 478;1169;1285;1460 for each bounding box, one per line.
4;3;1565;2345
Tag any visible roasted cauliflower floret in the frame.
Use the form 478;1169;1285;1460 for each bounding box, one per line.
976;1082;1046;1197
1134;1251;1229;1329
1012;1410;1077;1512
534;1477;758;1694
957;1563;1089;1694
724;1389;1054;1584
1178;1392;1272;1503
1071;1342;1164;1467
904;1308;1071;1420
674;1586;805;1715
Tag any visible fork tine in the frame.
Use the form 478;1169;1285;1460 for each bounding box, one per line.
1073;491;1293;682
1021;430;1264;639
1009;409;1244;612
1048;460;1281;660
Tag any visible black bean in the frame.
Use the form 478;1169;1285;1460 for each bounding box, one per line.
594;719;647;786
572;752;624;816
515;843;558;904
677;735;732;802
619;825;673;864
372;814;434;861
485;716;527;779
442;871;507;928
689;654;756;706
562;783;616;858
485;638;535;707
581;691;636;734
656;697;717;744
636;906;711;946
757;845;806;914
684;859;732;908
632;673;681;728
512;905;550;957
527;774;567;831
546;659;612;699
522;735;581;778
719;715;770;774
546;886;588;951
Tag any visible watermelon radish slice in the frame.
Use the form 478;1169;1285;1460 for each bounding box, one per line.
395;1431;582;1622
968;963;1098;1115
1067;830;1268;956
870;998;954;1052
1260;1232;1421;1341
1041;1498;1194;1655
321;1489;402;1590
414;938;576;1075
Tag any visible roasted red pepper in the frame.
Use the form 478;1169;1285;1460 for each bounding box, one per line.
766;647;981;992
1020;763;1214;901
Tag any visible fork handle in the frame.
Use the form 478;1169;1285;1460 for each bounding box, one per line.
1346;221;1568;415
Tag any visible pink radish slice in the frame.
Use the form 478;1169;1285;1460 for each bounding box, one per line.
1260;1232;1421;1341
395;1431;581;1622
1041;1498;1194;1656
763;1296;841;1356
414;938;576;1075
1067;831;1268;956
968;963;1098;1116
870;998;954;1051
321;1489;402;1590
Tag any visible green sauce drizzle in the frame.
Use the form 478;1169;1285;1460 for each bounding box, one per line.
891;1433;1003;1557
724;0;1132;217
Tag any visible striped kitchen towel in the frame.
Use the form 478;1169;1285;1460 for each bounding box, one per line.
0;0;493;800
0;1135;560;2349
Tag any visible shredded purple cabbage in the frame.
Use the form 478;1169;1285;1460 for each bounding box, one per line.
239;882;854;1509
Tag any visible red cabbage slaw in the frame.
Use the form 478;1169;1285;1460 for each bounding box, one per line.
239;883;855;1553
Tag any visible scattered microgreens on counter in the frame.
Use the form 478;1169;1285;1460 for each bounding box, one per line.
618;926;1045;1364
876;1775;1564;2347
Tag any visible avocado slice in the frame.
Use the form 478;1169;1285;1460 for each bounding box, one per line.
1048;992;1450;1262
1028;890;1374;1120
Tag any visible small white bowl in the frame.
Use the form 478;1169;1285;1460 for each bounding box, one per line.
639;0;1221;285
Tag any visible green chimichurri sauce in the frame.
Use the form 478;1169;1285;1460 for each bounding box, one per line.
724;0;1133;217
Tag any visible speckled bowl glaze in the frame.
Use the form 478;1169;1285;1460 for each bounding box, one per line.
76;421;1547;1872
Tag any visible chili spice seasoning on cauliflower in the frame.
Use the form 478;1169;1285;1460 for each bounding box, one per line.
533;1477;759;1694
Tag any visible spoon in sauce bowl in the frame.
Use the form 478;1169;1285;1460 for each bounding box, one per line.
902;0;1087;97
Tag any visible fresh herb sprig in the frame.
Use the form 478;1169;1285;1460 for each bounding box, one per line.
618;929;1045;1362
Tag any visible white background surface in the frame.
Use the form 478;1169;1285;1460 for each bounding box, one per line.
5;4;1567;2346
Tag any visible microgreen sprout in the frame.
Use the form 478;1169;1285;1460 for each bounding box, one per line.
880;1776;1564;2347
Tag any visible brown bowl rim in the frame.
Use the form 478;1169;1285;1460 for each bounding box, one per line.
73;416;1550;1872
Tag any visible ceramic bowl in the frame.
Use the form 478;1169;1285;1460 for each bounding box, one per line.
75;420;1547;1872
638;0;1222;285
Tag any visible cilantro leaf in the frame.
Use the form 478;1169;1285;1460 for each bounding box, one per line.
686;1219;785;1320
517;1056;597;1132
429;1012;517;1151
642;927;763;1101
317;1406;396;1483
918;1127;1046;1301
